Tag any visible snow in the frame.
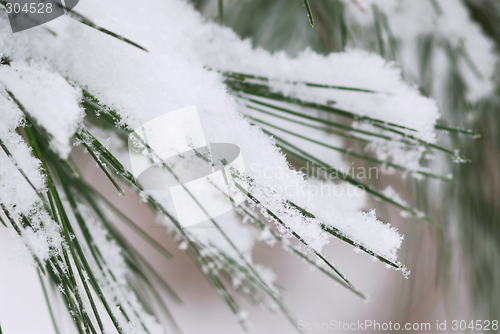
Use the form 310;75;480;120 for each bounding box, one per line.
0;62;84;159
0;0;467;330
0;93;43;212
0;90;65;263
75;204;166;334
0;0;417;275
202;47;440;143
347;0;497;102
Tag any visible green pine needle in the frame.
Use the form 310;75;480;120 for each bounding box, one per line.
219;0;224;24
303;0;314;27
249;115;453;182
63;7;149;52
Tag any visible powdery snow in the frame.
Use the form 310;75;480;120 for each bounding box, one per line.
0;1;472;330
0;0;426;278
0;62;84;158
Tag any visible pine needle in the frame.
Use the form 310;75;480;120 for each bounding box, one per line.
303;0;314;27
38;270;61;334
250;115;453;181
219;0;224;24
64;8;149;52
